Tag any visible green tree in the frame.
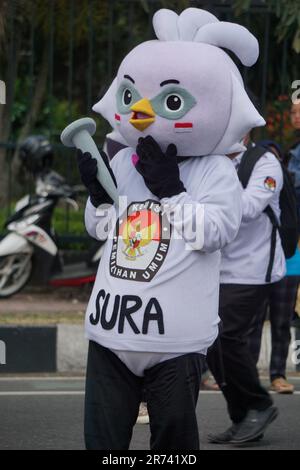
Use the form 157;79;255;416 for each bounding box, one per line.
232;0;300;52
1;0;299;209
0;0;110;204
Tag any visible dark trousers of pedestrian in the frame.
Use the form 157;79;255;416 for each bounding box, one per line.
84;341;204;450
247;276;299;381
207;284;273;424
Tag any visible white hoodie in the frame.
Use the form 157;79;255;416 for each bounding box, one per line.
221;150;286;285
84;148;242;357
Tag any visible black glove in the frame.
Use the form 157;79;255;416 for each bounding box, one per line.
77;150;117;207
135;136;186;199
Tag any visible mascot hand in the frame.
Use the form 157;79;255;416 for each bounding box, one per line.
77;150;116;207
135;136;186;199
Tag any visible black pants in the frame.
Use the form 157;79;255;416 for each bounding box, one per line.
207;284;273;424
247;277;299;381
85;341;204;450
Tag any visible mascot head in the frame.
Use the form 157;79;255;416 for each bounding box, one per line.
93;8;265;156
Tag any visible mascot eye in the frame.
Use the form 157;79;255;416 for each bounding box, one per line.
123;89;132;106
151;86;196;120
116;80;142;114
165;94;183;112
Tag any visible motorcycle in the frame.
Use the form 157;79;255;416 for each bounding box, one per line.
0;170;103;298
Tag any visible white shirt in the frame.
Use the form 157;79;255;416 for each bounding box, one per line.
84;147;242;356
221;150;286;284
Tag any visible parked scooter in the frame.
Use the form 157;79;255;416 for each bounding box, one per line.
0;135;103;298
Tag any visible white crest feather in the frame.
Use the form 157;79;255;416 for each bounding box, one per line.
153;9;259;66
153;9;179;41
194;22;259;66
177;8;219;41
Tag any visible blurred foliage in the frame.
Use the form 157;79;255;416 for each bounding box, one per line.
1;0;300;235
2;0;300;145
232;0;300;52
1;0;198;146
266;94;295;147
52;205;85;236
0;208;6;231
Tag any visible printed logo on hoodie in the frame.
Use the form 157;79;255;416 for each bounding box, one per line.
110;200;171;282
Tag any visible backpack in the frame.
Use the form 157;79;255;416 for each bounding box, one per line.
237;145;299;283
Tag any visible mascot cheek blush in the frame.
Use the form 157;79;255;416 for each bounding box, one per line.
82;8;265;450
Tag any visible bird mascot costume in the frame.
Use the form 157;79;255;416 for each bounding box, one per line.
77;7;265;450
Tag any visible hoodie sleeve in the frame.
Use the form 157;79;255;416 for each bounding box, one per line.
83;149;124;240
84;197;117;240
240;152;283;223
161;156;242;252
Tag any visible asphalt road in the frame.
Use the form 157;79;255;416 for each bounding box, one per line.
0;376;299;450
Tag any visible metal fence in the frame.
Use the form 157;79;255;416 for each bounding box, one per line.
0;0;298;241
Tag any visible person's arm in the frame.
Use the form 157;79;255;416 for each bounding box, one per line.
79;149;121;240
287;153;300;187
161;157;242;252
135;136;242;252
84;198;116;241
241;152;283;222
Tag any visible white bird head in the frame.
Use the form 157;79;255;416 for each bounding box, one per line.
93;8;265;156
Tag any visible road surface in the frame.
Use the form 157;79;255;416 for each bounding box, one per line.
0;376;299;450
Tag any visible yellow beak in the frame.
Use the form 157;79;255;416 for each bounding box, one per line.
129;98;156;131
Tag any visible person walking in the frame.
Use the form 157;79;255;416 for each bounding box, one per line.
207;134;286;445
247;138;299;394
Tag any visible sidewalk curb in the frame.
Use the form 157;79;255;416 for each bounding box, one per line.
0;323;299;373
0;326;57;373
57;324;87;372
